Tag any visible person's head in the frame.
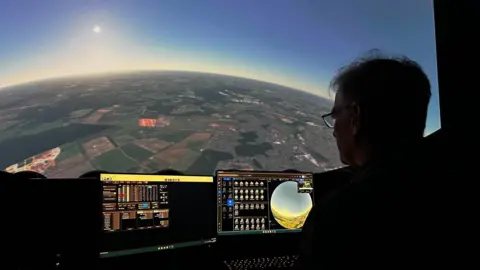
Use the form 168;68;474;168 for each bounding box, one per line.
322;51;431;166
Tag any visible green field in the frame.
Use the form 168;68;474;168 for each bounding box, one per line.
91;149;138;172
157;130;193;143
168;150;201;171
120;143;154;161
143;158;170;172
126;166;151;174
57;142;82;161
111;132;137;146
98;114;139;127
187;140;204;151
186;149;233;175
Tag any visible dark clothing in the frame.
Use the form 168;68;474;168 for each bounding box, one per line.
295;143;445;269
312;166;355;204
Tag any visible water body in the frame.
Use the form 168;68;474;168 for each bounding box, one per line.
0;123;111;168
17;94;123;124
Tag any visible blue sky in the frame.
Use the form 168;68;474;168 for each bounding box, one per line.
0;0;440;134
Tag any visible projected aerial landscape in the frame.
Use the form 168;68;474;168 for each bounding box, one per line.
0;72;339;177
0;0;439;177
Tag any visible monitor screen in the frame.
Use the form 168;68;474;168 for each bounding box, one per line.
1;1;439;177
100;173;216;258
216;171;314;235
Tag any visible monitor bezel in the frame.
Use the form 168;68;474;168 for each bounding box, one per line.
99;172;217;257
215;169;315;237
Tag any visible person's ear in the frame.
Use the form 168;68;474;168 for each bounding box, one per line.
350;103;361;136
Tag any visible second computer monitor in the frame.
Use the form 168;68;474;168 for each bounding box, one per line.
216;171;314;235
100;173;216;257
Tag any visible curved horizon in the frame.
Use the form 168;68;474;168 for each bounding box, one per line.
0;0;440;134
0;68;330;99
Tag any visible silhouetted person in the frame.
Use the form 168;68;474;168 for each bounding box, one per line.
295;52;439;269
311;166;355;203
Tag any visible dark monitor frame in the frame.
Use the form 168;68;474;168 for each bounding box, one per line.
215;170;315;237
98;172;217;258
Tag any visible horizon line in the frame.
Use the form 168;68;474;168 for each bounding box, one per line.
0;68;331;99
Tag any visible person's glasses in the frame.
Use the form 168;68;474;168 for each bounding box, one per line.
321;113;335;128
321;104;351;128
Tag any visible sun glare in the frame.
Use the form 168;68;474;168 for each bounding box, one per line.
93;25;102;33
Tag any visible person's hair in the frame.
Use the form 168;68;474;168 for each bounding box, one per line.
329;50;431;147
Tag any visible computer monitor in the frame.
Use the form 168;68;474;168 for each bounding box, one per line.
216;171;314;235
100;173;216;258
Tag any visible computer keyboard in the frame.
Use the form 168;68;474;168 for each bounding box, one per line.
224;255;298;269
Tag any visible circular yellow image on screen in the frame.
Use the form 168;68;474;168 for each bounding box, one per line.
270;181;313;229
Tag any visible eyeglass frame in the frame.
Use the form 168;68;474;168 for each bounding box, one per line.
321;112;335;128
321;104;353;128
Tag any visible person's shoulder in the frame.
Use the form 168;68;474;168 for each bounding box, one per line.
313;164;398;220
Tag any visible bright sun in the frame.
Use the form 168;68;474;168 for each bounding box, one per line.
93;25;101;33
